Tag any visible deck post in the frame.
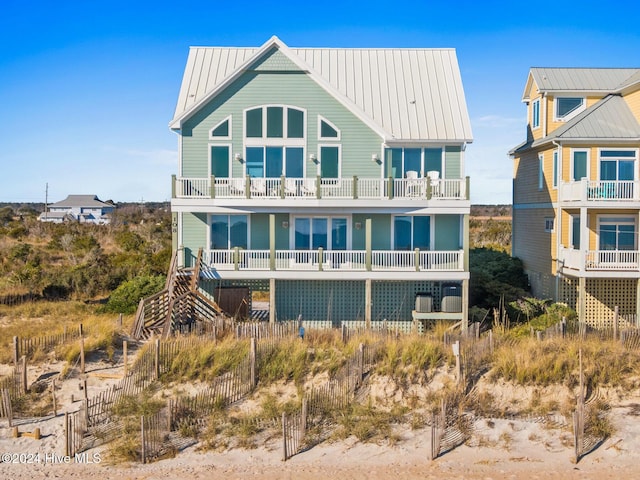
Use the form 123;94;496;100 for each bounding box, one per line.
245;176;251;199
12;336;18;365
414;248;420;271
269;278;276;324
269;214;276;271
387;177;394;199
210;175;215;198
365;218;372;271
461;279;469;334
318;247;323;271
280;175;285;198
353;175;358;199
316;175;321;199
171;174;176;198
365;279;372;330
234;247;240;271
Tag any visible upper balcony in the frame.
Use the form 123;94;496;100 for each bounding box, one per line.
172;175;469;203
560;179;640;207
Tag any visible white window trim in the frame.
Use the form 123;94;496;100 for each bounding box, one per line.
553;96;586;122
290;215;352;250
570;148;590;183
531;98;540;129
208;142;232;178
597;147;639;181
544;217;555;233
318;144;342;178
317;115;341;141
391;215;434;250
569;215;580;249
209;115;232;140
596;214;637;250
207;214;251;250
242;145;307;178
538;153;544;190
243;105;307;144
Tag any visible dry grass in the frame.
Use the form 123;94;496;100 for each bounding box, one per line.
489;335;640;389
0;301;131;365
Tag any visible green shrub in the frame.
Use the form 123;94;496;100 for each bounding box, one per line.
103;275;165;314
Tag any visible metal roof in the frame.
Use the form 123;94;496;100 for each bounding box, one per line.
171;37;473;143
530;67;638;93
547;95;640;141
48;195;114;208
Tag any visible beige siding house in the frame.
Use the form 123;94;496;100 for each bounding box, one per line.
511;68;640;326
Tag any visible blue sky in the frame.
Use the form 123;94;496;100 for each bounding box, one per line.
1;0;638;204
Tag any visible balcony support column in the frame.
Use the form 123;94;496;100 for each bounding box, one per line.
210;175;215;199
365;279;372;330
171;174;177;199
636;279;640;326
269;214;276;271
578;277;586;323
269;278;276;324
461;279;469;334
365;218;372;271
579;207;587;273
463;214;470;271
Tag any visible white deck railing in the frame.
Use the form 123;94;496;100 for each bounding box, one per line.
561;179;639;202
174;176;467;200
560;247;640;271
201;249;464;272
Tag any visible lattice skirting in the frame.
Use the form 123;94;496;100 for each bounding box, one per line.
583;278;637;328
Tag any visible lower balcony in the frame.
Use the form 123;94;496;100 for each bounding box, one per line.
190;248;465;280
559;247;640;277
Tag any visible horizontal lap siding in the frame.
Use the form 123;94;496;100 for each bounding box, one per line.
434;215;461;250
181;50;382;181
623;89;640;124
513;207;555;299
182;212;207;266
513;149;556;204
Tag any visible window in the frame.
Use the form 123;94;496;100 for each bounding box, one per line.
245;106;305;140
318;116;340;140
245;147;304;178
294;217;347;250
244;105;306;178
393;216;430;251
532;98;540;129
599;150;636;181
555;97;585;121
320;146;340;178
553;150;558;188
571;215;580;249
211;215;248;249
538;154;544;190
210;145;230;178
383;147;442;179
572;150;588;181
210;117;231;139
599;217;635;251
544;217;555;233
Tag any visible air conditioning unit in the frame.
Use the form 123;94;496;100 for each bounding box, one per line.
415;294;433;313
441;284;462;313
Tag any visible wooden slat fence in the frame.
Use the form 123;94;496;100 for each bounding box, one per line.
0;388;13;427
0;356;26;400
282;400;307;461
141;409;171;463
14;329;81;360
235;320;299;340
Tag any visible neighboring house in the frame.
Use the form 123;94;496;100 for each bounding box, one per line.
510;67;640;326
39;194;115;224
169;36;473;329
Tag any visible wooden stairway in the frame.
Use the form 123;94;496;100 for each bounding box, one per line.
131;248;224;340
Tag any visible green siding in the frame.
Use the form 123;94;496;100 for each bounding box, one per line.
181;212;207;266
250;214;270;249
181;66;382;180
434;215;461;250
444;146;461;179
371;215;391;250
275;213;289;249
251;49;300;71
